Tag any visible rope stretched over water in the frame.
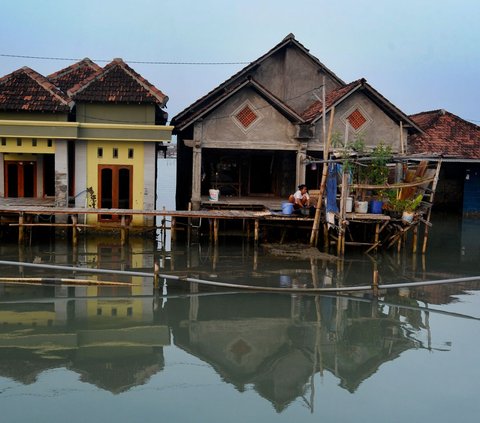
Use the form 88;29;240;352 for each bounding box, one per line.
0;260;479;292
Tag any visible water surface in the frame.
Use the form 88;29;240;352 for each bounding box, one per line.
0;213;479;422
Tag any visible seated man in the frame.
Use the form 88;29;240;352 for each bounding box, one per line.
289;184;310;210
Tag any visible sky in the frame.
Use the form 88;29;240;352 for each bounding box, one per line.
1;0;479;125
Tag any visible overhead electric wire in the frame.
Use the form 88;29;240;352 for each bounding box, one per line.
0;53;250;65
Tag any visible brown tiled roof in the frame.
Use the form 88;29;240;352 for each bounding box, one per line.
301;79;363;122
48;58;102;94
68;58;168;106
301;78;421;133
0;67;72;113
409;110;480;159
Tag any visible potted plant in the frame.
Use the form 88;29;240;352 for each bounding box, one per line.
401;194;423;223
362;142;392;214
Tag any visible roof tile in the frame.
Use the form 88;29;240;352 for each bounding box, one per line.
68;58;168;106
409;110;480;159
0;67;72;113
48;58;102;93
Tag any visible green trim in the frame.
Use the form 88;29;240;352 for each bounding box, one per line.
0;120;173;142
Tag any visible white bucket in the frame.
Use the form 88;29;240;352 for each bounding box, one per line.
209;189;219;202
402;211;414;223
354;201;368;213
346;197;353;213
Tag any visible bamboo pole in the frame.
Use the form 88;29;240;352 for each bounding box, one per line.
422;160;442;254
0;277;133;286
18;214;24;244
310;106;336;246
1;260;479;294
72;214;78;246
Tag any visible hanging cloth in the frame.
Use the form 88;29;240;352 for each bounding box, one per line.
326;163;339;213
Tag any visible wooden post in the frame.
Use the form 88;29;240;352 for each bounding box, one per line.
310;107;336;246
412;225;418;253
171;217;176;242
213;218;219;245
254;219;259;245
372;269;379;297
337;171;348;256
120;215;127;245
18;214;24;244
374;222;380;253
72;214;78;247
422;160;442;254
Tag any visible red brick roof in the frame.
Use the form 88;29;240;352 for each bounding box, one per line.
301;79;363;122
68;58;168;106
0;66;72;113
409;110;480;159
48;58;102;93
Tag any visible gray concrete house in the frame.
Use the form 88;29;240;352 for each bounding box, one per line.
172;34;421;210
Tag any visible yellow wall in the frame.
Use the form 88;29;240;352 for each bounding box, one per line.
86;141;145;225
77;103;155;124
0;137;56;154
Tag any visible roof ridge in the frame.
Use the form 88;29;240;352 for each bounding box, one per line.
172;34;345;125
301;79;364;121
67;58;167;105
113;59;168;106
47;58;101;81
6;67;71;106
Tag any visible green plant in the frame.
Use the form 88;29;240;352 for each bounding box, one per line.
86;186;96;208
383;191;423;213
331;131;365;174
366;141;392;186
404;194;423;212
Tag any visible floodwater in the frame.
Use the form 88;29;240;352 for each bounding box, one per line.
1;160;480;422
0;212;480;423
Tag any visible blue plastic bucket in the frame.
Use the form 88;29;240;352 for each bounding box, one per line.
282;202;294;215
369;200;383;214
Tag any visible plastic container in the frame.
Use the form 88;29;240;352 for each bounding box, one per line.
402;211;415;223
281;202;294;215
209;189;219;201
354;201;368;213
369;200;383;214
346;197;353;212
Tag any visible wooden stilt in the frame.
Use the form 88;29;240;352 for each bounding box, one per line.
171;217;176;242
310;106;336;246
412;225;418;253
18;214;24;244
120;215;127;245
374;223;380;253
213;219;219;244
72;214;78;247
372;269;379;297
254;219;259;245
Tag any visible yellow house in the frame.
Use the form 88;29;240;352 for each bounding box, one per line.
0;58;172;226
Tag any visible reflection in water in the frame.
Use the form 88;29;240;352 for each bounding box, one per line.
0;290;442;410
0;214;480;420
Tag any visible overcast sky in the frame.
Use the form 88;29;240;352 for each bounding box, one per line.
1;0;478;124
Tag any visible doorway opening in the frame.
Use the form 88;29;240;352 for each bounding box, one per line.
98;165;133;221
4;161;36;197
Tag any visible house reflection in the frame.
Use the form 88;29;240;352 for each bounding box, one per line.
0;290;432;407
163;293;425;410
0;295;169;393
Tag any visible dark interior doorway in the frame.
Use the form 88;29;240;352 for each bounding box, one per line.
98;165;132;221
4;161;36;197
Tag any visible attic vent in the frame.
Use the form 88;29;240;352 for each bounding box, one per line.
347;109;367;130
235;105;258;129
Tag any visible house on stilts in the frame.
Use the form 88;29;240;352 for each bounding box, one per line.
0;58;172;228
